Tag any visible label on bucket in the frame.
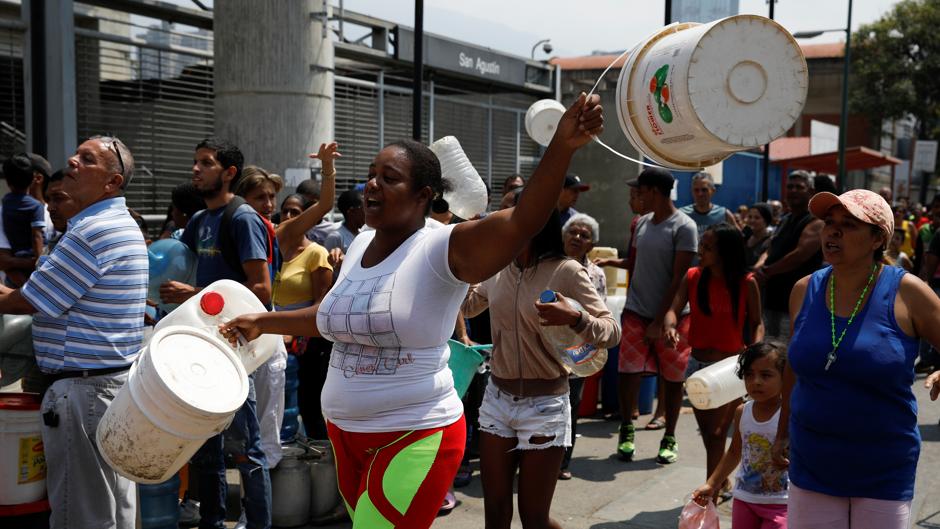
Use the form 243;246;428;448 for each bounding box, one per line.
17;436;46;484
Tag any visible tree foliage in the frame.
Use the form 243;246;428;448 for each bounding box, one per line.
850;0;940;137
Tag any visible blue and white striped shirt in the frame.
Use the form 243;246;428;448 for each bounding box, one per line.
21;197;148;373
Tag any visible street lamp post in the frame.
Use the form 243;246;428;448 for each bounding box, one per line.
793;0;853;192
761;0;776;202
531;39;552;60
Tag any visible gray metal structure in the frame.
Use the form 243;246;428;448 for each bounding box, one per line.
0;1;556;218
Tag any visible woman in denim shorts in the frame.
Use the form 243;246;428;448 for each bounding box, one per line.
463;202;621;529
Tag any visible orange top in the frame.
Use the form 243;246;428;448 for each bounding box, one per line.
687;267;752;353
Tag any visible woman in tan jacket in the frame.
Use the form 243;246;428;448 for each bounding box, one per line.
463;203;620;529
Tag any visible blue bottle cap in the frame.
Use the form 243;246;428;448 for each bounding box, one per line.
539;290;557;303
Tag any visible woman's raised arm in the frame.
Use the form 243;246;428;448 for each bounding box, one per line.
276;142;340;252
448;93;604;284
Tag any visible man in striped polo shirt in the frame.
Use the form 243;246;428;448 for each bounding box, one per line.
0;136;147;529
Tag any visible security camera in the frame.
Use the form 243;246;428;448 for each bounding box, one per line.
543;42;554;54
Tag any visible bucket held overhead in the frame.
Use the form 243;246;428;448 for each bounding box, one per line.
616;15;808;170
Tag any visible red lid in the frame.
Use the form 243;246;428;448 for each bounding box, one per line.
0;498;50;515
200;292;225;316
0;393;42;411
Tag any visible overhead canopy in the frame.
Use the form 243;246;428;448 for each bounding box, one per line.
772;146;901;174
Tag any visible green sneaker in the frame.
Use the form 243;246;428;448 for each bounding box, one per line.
617;424;635;461
657;434;678;464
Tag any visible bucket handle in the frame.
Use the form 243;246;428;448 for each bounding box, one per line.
582;37;710;171
584;47;670;170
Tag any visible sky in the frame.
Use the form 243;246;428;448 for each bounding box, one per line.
167;1;900;58
335;0;901;58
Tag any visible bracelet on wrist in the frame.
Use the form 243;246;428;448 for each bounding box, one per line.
321;170;336;178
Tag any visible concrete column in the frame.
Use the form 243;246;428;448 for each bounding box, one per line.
214;0;334;180
23;0;77;167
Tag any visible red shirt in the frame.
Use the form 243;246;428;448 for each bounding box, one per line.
687;267;751;353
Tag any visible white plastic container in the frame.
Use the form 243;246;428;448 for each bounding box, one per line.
0;393;45;505
429;136;488;220
538;291;607;377
155;279;280;375
685;355;747;410
616;15;807;170
525;99;566;147
97;326;249;484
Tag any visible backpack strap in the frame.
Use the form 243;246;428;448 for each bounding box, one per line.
219;196;248;279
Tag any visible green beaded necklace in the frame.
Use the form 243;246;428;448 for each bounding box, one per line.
826;263;879;371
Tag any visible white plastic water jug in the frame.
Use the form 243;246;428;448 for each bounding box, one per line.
429;136;488;220
685;355;747;410
525;99;566;147
155;279;280;375
97;326;249;484
538;291;607;377
0;393;45;505
616;15;807;170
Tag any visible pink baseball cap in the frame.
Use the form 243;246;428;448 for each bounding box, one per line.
809;189;894;240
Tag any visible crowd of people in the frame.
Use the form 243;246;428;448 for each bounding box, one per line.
3;92;940;529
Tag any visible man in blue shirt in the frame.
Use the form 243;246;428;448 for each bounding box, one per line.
160;138;272;529
679;171;740;238
0;136;147;529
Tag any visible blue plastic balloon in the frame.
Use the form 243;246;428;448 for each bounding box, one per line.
148;238;196;313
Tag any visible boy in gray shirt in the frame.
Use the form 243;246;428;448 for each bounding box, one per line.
618;168;697;464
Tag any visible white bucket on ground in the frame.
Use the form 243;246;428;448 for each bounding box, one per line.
0;393;45;505
429;136;488;220
97;326;248;484
525;99;566;147
155;279;280;375
685;355;746;410
616;15;807;170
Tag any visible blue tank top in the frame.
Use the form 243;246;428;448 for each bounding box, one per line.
789;265;919;501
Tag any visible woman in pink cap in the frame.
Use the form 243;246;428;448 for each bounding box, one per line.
772;189;940;528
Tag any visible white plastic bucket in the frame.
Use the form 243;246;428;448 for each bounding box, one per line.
685;355;747;410
0;393;45;505
525;99;566;147
155;279;280;375
616;15;807;170
429;136;488;220
97;326;248;484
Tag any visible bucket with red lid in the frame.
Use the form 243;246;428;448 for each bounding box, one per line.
0;393;46;506
153;279;280;374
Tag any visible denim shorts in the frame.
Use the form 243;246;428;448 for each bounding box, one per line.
477;381;571;450
685;356;718;379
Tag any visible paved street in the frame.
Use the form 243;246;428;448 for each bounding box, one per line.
312;374;940;529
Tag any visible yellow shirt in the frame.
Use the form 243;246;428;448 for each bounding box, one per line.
272;243;332;309
900;220;915;256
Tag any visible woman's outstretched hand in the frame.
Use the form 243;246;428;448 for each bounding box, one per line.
219;313;264;346
552;93;604;152
309;142;342;174
926;370;940;400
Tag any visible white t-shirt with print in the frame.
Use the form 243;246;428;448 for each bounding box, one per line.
317;223;468;432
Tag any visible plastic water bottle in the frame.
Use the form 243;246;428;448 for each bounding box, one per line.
684;355;747;409
538;290;608;377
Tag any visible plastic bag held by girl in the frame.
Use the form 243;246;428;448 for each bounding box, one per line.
429;136;488;220
678;499;719;529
